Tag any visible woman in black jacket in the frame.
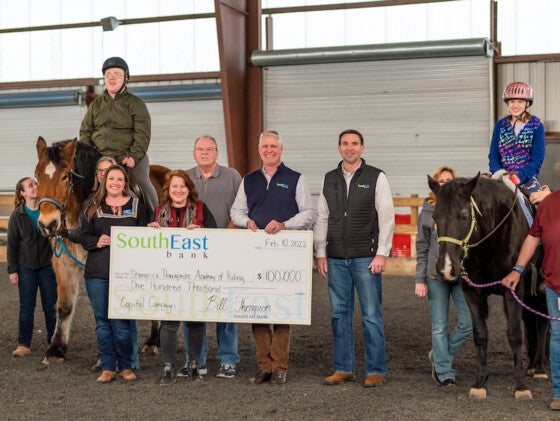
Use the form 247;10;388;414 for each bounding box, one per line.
81;164;148;383
7;177;57;357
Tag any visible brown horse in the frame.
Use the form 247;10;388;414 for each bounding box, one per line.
35;136;168;363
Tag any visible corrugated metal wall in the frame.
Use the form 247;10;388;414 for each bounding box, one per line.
0;99;226;191
497;62;560;190
263;55;492;198
496;62;560;131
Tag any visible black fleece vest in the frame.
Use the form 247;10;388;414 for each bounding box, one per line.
323;160;381;258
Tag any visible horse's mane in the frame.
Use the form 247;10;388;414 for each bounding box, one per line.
434;176;478;215
49;139;100;203
437;176;517;216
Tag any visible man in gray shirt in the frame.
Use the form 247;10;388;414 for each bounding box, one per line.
176;135;242;379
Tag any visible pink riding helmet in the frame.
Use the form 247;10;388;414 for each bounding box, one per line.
502;81;534;106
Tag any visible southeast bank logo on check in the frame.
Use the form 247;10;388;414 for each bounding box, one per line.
115;230;209;259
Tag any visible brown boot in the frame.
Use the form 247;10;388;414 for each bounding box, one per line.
324;371;356;385
12;345;31;357
248;370;272;385
364;373;385;387
121;369;137;381
97;370;116;383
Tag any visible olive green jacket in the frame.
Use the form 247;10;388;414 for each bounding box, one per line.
79;89;151;162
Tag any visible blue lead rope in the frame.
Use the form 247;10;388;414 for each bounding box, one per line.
52;236;86;268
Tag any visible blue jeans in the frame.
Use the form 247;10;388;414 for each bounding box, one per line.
130;321;139;370
545;286;560;399
427;279;472;381
183;322;240;367
85;278;134;372
327;257;386;376
517;194;534;227
17;265;57;348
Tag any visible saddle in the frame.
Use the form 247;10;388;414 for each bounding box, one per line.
491;170;537;217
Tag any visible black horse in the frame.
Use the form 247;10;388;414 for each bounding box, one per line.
429;173;548;399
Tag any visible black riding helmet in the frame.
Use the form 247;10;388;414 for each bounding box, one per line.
102;56;129;78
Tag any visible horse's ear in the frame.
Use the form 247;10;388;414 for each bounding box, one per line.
60;139;78;166
465;172;482;196
36;136;47;158
428;175;440;195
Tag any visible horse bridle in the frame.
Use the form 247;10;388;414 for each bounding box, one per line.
38;168;84;237
437;191;518;263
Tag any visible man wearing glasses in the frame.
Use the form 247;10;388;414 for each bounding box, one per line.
80;56;158;218
178;135;242;379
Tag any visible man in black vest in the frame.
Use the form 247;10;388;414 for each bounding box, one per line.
231;130;317;385
314;129;395;388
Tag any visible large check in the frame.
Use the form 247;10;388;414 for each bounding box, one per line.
108;227;313;325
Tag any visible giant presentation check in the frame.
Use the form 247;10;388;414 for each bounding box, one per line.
109;227;313;325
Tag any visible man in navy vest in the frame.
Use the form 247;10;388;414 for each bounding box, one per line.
314;129;395;388
231;130;317;385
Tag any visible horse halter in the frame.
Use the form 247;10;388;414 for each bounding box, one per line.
38;168;84;236
437;192;518;263
437;196;481;261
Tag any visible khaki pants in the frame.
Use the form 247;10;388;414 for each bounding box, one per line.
252;324;291;373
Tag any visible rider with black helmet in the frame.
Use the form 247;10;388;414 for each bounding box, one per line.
79;56;158;217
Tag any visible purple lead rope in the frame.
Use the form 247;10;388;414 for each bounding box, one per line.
461;275;560;322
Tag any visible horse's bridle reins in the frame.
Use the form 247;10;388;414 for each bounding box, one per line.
437;191;519;263
38;168;84;237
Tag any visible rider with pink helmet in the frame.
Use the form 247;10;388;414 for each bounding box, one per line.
488;81;545;194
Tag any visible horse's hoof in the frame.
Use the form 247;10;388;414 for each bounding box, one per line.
526;368;536;376
42;356;65;365
533;373;549;380
468;388;487;399
141;344;160;355
515;390;532;400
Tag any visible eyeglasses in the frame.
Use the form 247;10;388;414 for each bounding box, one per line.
104;72;125;79
194;147;217;153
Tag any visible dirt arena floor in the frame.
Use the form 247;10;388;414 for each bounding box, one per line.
0;261;556;420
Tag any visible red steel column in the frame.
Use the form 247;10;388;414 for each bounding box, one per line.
215;0;263;175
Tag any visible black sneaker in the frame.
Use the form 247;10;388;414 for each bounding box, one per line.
440;378;457;387
188;360;203;381
177;363;207;377
176;365;191;378
216;364;236;378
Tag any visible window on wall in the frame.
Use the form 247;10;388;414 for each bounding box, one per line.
497;0;560;56
261;0;490;50
0;0;219;83
1;0;558;83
